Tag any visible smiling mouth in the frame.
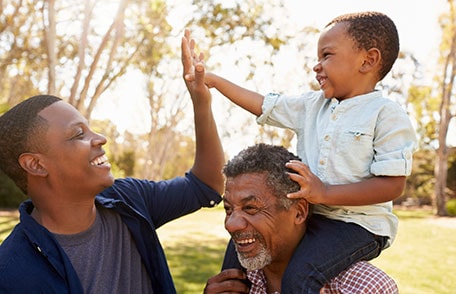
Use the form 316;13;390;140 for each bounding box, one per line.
232;235;258;254
90;154;109;166
316;76;327;87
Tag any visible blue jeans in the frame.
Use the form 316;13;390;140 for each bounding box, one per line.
221;214;387;294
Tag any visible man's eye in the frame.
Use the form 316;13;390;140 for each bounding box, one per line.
244;206;259;215
224;206;232;215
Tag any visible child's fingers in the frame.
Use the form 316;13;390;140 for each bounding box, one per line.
287;190;305;199
194;62;206;86
184;73;195;82
286;172;306;199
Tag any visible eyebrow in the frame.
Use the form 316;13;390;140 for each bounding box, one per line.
66;119;90;132
70;118;89;127
222;194;259;205
63;121;87;137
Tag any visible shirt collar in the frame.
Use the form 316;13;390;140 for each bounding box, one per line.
247;269;268;294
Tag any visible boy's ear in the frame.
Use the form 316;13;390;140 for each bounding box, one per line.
360;48;381;73
18;153;48;177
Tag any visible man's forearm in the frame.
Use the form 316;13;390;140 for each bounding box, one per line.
191;101;225;194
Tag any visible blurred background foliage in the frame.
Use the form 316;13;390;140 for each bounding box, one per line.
0;0;455;215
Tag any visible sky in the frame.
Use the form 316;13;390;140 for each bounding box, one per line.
93;0;455;148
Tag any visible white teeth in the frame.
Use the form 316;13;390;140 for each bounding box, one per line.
237;238;256;245
90;154;108;166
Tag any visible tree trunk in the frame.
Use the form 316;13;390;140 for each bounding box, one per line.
44;0;56;94
434;0;456;216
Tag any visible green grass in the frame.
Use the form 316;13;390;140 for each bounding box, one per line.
156;207;229;293
370;210;456;294
2;208;456;294
160;207;456;294
0;211;18;243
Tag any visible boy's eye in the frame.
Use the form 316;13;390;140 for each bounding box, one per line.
71;130;84;140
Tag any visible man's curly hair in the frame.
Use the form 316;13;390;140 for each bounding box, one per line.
0;95;62;194
326;11;399;81
223;143;301;209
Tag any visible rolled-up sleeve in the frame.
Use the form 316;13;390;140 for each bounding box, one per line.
370;105;417;176
256;93;306;130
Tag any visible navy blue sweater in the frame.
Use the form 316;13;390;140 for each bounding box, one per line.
0;172;221;293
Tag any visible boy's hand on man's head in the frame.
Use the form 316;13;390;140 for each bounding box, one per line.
285;160;327;204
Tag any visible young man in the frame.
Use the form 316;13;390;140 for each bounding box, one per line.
0;32;224;293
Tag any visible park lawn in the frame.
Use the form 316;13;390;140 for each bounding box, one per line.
0;211;19;243
370;209;456;294
1;207;455;294
158;207;456;294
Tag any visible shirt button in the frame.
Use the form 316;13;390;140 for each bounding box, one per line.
319;160;325;165
332;115;337;120
209;200;215;206
324;135;330;141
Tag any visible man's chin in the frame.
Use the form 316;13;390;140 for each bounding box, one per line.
238;249;272;271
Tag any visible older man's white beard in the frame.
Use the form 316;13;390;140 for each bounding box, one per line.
237;242;272;271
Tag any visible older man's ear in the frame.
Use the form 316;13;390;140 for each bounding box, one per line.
294;199;310;225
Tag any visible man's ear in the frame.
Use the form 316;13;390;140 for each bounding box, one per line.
18;153;48;177
294;199;310;225
360;48;381;74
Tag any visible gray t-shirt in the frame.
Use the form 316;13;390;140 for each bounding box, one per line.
54;207;153;293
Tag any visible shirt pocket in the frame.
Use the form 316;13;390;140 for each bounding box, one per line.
335;129;375;177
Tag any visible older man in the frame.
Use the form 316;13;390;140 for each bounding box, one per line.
205;144;398;293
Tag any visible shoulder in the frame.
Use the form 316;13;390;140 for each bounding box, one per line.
0;222;80;292
0;227;38;284
366;92;409;114
322;261;398;294
0;223;27;261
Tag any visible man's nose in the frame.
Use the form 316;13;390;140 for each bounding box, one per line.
225;211;247;233
91;132;107;146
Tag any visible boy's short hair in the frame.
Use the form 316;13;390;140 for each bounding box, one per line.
0;95;62;194
326;11;399;81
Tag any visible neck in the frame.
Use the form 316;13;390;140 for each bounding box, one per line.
263;263;287;294
31;200;97;234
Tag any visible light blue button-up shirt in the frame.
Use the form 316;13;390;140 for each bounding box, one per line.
257;90;417;246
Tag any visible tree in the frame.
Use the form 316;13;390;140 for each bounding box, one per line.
0;0;173;118
135;0;314;177
433;0;456;215
186;0;319;151
0;0;46;108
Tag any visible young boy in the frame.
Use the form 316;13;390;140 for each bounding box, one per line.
0;33;224;293
184;11;417;293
